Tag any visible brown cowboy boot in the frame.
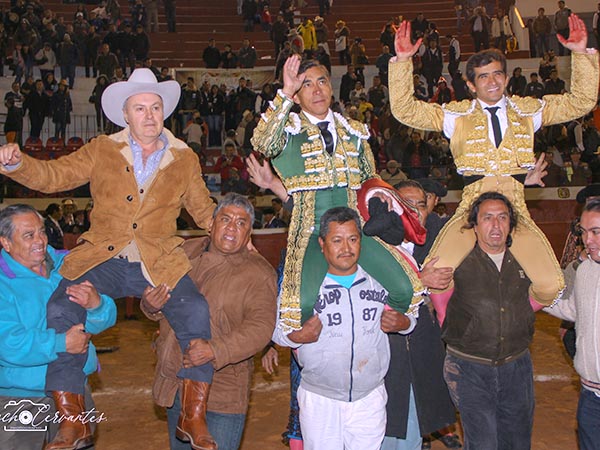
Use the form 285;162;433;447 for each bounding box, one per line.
175;380;217;450
45;391;93;450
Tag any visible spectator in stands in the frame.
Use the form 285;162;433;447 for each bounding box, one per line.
263;207;287;228
178;77;201;136
221;43;238;69
164;0;176;33
215;142;245;186
368;75;388;115
469;6;490;52
288;28;304;55
334;19;350;65
24;79;49;140
376;45;393;87
298;17;317;58
11;43;25;84
430;77;454;105
112;66;127;82
544;68;566;95
90;75;109;132
544;149;567;187
117;23;135;75
0;23;8;77
451;69;470;101
3;97;23;146
45;203;65;250
51;79;72;141
43;71;58;95
255;83;275;114
272;14;289;57
309;17;326;51
380;160;408;185
143;0;159;33
202;38;221;69
60;199;78;234
221;167;248;195
84;25;101;79
533;7;552;57
132;23;150;65
95;43;119;79
566;149;591;186
350;37;368;82
238;39;258;68
58;33;78;89
232;77;256;126
242;0;257;32
143;58;160;78
447;34;461;76
524;72;544;99
158;66;172;82
183;115;205;158
554;0;571;56
206;84;225;147
338;64;356;105
35;41;57;82
13;18;39;48
131;0;147;29
403;131;433;179
272;198;291;226
491;8;512;54
538;50;557;81
411;13;429;40
380;24;395;57
507;66;527;97
421;38;443;97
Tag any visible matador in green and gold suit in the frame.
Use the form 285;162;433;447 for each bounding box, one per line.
389;50;599;306
251;91;425;332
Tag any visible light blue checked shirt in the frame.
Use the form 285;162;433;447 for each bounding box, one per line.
129;132;169;186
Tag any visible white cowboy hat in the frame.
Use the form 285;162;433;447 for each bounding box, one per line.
101;68;180;128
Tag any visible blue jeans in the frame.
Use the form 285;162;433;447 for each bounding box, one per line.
167;391;246;450
578;387;600;450
46;258;212;394
443;351;534;450
381;385;421;450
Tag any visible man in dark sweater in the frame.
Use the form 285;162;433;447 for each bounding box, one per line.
432;191;535;450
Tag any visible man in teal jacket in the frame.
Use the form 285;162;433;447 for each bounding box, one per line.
0;204;116;450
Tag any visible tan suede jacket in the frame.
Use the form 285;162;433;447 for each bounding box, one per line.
142;237;278;414
0;128;214;287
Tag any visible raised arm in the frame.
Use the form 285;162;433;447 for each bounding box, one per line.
542;15;599;126
388;21;445;132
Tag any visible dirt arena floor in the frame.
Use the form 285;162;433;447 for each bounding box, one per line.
88;300;581;450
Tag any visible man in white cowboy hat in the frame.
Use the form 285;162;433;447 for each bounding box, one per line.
0;68;218;450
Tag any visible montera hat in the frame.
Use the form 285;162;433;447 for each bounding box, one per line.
101;68;180;128
416;178;448;198
576;184;600;204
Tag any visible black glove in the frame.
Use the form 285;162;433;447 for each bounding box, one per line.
362;197;405;245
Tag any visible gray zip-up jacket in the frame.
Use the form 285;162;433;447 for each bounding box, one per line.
274;265;390;402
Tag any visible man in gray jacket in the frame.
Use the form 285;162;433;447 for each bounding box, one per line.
273;206;401;450
544;198;600;449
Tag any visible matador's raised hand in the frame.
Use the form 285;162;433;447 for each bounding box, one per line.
282;54;306;98
394;20;422;62
557;14;591;54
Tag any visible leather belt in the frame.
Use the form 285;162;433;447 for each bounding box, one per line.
447;346;528;367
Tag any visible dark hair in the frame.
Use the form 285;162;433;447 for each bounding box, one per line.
45;203;61;216
530;72;538;77
213;192;254;224
271;198;283;206
465;49;507;84
393;179;426;194
298;59;326;76
463;192;517;247
319;207;362;240
0;204;43;240
583;198;600;214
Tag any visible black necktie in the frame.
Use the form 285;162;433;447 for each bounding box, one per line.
485;106;502;148
317;121;334;155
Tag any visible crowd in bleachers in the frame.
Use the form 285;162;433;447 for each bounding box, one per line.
2;1;600;206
